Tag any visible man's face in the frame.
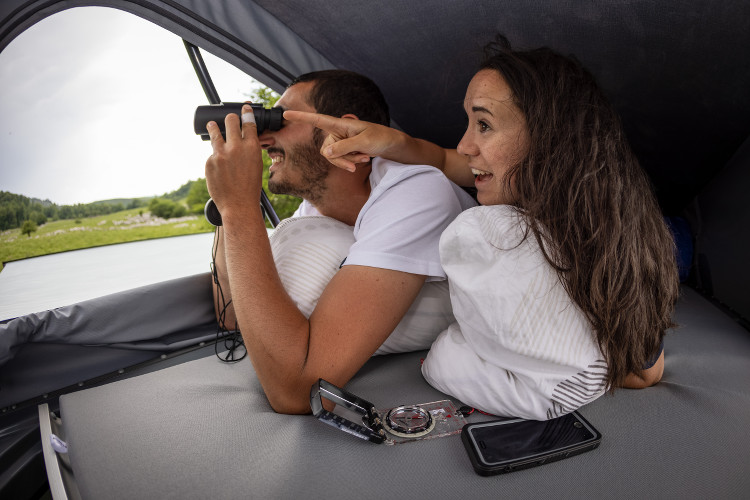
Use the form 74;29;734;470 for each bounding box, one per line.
258;81;331;204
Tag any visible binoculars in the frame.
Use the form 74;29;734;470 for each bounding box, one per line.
194;102;284;140
194;103;284;226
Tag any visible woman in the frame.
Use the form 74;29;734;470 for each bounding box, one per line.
284;36;679;419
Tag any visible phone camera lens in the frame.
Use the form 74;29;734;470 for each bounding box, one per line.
573;422;583;428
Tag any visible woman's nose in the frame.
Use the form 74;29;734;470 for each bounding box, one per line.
456;131;477;157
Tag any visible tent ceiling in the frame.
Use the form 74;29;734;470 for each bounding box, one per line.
2;0;749;213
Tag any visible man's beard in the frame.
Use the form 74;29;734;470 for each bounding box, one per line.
267;133;329;204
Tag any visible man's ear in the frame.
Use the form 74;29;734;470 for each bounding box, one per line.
340;113;359;121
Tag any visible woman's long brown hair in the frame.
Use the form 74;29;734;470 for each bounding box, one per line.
481;36;680;390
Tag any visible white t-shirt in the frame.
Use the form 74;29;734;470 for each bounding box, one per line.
421;205;607;420
285;157;477;354
293;157;476;280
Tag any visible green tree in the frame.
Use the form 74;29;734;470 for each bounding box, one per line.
21;219;37;237
172;204;187;218
167;180;194;201
186;179;211;214
148;198;186;219
43;204;58;220
249;86;280;107
29;210;47;225
0;206;15;230
58;205;73;220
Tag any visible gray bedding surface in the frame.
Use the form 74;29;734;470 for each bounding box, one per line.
58;286;750;499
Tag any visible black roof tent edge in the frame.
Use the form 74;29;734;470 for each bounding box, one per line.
0;0;295;90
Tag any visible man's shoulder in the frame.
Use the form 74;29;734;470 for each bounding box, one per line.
368;157;477;213
371;157;446;186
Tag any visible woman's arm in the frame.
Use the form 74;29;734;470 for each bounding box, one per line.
283;110;475;187
397;138;475;187
620;351;665;389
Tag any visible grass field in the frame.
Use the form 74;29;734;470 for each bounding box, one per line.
0;208;214;271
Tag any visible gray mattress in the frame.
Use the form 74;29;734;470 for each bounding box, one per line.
57;286;750;499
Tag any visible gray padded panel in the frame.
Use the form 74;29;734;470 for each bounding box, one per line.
0;273;217;407
59;287;750;499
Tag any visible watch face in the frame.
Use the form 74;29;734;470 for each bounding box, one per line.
384;406;436;438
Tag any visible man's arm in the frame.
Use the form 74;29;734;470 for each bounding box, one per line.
211;228;237;329
221;202;425;413
205;108;426;414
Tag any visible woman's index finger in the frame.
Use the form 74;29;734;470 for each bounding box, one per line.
283;110;354;136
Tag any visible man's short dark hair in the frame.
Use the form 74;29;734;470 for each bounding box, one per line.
289;70;390;126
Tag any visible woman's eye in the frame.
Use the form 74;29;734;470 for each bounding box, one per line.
478;120;490;132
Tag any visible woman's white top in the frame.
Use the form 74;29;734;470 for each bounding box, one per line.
421;205;608;420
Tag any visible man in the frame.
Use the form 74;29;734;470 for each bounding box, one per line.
205;70;475;414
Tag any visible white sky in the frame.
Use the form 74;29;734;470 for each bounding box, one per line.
0;6;268;205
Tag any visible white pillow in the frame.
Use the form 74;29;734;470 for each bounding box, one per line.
270;216;355;318
269;216;454;355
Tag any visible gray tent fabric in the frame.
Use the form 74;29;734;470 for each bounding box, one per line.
0;273;217;407
0;272;215;364
1;1;749;213
0;0;335;94
1;1;749;496
56;286;750;499
690;136;750;322
2;1;750;325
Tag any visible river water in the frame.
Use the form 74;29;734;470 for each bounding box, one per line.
0;232;216;320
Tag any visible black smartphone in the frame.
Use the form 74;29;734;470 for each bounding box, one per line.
461;411;601;476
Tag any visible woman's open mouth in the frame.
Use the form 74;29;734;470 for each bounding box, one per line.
471;168;493;183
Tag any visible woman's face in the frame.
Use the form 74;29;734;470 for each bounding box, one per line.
457;69;529;206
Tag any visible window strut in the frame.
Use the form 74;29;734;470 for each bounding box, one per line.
183;40;280;227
